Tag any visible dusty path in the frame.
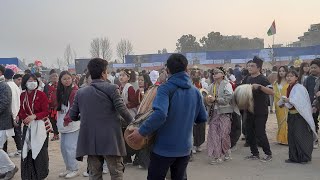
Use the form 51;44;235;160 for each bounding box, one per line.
6;114;320;180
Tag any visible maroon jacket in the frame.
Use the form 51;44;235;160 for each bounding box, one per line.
63;85;79;125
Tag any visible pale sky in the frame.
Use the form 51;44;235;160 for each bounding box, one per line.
0;0;319;66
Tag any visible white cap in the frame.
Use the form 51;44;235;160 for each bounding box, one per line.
149;70;159;84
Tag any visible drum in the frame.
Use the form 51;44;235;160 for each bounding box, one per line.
200;88;209;98
234;84;254;113
124;85;158;150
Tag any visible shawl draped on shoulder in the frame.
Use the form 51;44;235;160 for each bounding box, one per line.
279;84;318;141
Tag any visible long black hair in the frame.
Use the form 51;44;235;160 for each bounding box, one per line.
277;66;289;84
298;62;309;83
56;71;73;111
139;73;153;91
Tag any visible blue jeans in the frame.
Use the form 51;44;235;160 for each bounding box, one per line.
60;130;79;171
148;152;189;180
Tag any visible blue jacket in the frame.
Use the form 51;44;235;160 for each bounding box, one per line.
139;71;208;157
234;67;242;85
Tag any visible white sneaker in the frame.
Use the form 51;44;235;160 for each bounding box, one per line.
65;171;79;179
224;150;232;161
103;168;109;174
196;146;202;152
230;146;237;152
209;158;223;165
82;171;89;177
314;141;319;149
224;155;232;161
59;170;71;177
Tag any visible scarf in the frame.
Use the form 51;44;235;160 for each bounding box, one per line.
286;83;296;110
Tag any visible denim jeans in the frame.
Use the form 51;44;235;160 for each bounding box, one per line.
60;130;79;171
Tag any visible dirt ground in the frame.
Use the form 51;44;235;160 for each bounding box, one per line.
6;114;320;180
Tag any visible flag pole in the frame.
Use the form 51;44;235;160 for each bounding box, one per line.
272;34;275;48
272;33;275;65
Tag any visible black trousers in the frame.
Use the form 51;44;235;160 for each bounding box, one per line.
230;112;242;148
50;117;59;135
148;152;189;180
246;113;272;156
3;124;23;152
312;112;319;134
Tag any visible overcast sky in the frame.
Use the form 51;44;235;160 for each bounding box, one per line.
0;0;319;66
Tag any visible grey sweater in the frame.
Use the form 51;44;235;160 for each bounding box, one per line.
0;76;14;130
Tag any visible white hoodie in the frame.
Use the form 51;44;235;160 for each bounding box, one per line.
6;80;21;118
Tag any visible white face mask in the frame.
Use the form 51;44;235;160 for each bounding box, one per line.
26;82;38;90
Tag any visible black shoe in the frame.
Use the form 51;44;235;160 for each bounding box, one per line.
285;159;296;163
0;173;5;179
4;166;18;180
260;155;272;162
244;155;260;160
132;160;139;166
241;137;246;141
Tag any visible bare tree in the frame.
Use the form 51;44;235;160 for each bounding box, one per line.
90;38;100;58
73;49;77;59
116;39;133;63
64;44;74;65
100;37;112;60
56;58;64;70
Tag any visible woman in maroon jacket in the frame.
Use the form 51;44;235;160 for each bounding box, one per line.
18;73;49;180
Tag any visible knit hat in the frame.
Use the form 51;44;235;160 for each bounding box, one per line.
4;68;14;79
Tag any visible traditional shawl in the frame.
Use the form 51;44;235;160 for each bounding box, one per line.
22;120;47;159
280;84;318;141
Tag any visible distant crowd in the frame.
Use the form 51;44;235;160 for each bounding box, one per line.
0;55;319;180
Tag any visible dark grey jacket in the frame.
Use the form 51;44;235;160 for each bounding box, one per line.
0;79;14;130
304;75;317;103
69;79;134;159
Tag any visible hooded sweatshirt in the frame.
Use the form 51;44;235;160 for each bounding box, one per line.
139;71;208;157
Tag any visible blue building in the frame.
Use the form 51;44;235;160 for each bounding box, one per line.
0;57;28;70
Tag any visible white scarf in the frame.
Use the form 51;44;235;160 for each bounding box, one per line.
280;84;318;141
22;120;47;159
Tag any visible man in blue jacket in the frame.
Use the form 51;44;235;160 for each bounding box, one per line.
128;54;208;180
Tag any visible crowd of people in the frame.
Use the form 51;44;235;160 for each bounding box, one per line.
0;54;319;180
